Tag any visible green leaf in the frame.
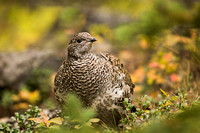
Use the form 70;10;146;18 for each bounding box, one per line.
171;96;178;101
145;110;150;114
28;118;43;123
74;125;81;129
123;98;129;105
88;118;100;123
35;122;45;128
49;117;63;125
160;89;169;97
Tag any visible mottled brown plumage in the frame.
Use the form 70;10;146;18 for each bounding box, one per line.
54;32;135;126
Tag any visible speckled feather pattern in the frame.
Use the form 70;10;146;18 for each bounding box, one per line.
54;32;134;126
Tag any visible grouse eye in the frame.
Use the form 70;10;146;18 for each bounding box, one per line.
77;39;82;43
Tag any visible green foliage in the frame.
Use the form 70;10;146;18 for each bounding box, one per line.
113;0;199;47
1;90;13;108
62;94;96;125
31;94;98;133
26;68;53;97
193;4;200;28
0;92;199;133
154;0;192;24
29;110;63;130
59;7;86;31
89;24;113;40
139;103;200;133
0;5;60;51
0;68;54;110
120;89;193;131
0;105;41;132
139;9;168;38
114;23;138;45
105;0;147;15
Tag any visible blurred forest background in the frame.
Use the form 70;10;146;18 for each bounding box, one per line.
0;0;200;125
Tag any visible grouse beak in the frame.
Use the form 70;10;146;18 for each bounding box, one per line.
90;37;97;42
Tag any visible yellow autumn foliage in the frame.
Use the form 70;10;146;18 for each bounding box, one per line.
0;5;60;51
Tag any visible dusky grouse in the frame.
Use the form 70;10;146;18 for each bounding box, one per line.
54;32;135;126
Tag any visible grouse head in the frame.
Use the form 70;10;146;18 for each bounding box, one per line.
67;32;97;58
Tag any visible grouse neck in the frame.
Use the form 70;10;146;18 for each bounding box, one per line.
67;52;92;61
